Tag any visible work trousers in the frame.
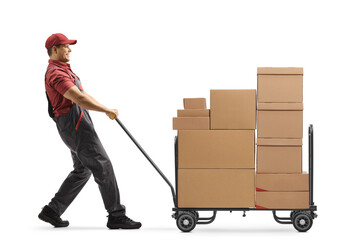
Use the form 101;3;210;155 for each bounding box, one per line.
48;105;125;216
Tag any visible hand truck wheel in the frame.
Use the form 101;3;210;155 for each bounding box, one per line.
292;211;313;232
176;211;197;232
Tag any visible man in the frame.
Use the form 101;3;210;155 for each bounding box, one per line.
39;33;141;230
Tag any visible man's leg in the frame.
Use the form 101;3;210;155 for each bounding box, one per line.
76;134;124;214
48;151;92;216
76;134;141;229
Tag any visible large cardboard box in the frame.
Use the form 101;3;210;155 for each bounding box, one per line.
173;117;210;130
256;173;309;191
256;192;309;209
178;130;255;168
257;103;303;138
257;67;303;103
210;89;256;130
257;138;302;173
177;109;210;117
183;98;206;109
178;169;255;208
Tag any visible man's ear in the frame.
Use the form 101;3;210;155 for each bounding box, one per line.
52;46;58;55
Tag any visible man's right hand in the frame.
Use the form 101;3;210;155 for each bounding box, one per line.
106;109;119;120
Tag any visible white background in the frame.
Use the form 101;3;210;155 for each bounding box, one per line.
0;0;359;239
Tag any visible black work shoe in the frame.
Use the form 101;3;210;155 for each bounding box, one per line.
107;214;142;229
38;205;69;228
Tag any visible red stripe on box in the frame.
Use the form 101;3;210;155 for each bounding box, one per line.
256;205;268;209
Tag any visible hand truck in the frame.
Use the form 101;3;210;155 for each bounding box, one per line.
114;117;317;232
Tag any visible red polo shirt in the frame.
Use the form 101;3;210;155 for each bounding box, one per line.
45;59;80;117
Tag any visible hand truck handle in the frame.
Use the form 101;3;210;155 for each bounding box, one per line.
114;117;177;207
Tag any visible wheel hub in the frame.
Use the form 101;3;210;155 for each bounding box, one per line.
183;219;190;226
299;219;306;225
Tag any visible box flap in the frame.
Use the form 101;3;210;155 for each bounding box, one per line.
257;103;303;111
257;138;302;146
257;67;303;75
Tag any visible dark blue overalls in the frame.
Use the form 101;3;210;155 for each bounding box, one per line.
45;67;125;216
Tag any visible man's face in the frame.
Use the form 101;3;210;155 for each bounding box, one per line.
54;44;72;62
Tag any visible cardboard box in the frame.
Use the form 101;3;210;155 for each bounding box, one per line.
257;138;302;173
183;98;206;109
210;89;256;130
257;67;303;103
178;169;255;208
256;192;309;209
177;109;210;117
178;130;255;168
257;103;303;138
173;117;209;130
256;173;309;192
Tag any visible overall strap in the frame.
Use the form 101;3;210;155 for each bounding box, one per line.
69;73;83;92
45;67;57;118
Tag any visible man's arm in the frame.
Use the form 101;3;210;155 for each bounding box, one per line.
82;90;102;106
63;86;118;119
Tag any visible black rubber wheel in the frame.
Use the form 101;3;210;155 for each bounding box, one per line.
293;212;313;232
176;212;197;232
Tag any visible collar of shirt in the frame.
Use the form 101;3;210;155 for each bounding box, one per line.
48;59;72;71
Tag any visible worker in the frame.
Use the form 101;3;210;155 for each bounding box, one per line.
38;33;141;230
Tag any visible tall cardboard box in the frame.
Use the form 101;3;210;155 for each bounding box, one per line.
178;169;255;208
257;67;303;103
178;130;255;169
210;89;256;130
257;103;303;138
256;138;302;173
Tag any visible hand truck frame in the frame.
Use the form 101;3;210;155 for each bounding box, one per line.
115;117;317;232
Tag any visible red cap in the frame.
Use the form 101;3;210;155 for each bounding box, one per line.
45;33;77;49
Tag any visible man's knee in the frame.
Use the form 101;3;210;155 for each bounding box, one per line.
72;167;92;180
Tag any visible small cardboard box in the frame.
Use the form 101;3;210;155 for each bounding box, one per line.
256;192;309;209
173;117;209;130
177;109;210;117
210;89;256;130
178;130;255;169
256;138;302;173
257;103;303;138
183;98;206;109
178;169;255;208
257;67;303;103
256;173;309;191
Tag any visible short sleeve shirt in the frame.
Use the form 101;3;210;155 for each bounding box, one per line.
45;59;80;117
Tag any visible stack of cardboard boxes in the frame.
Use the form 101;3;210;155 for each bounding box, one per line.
173;91;257;208
173;98;210;130
172;67;308;210
256;67;309;209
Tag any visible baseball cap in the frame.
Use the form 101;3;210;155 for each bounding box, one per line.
45;33;77;49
